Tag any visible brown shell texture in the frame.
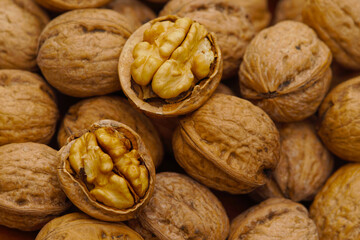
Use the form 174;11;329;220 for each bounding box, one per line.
0;70;59;146
0;143;71;231
239;20;332;122
37;9;133;97
138;172;229;240
57;120;156;222
229;198;319;240
172;94;280;194
303;0;360;69
160;0;255;79
0;0;49;71
318;76;360;162
57;95;163;168
274;0;305;23
128;219;159;240
35;0;112;12
119;15;223;117
35;212;144;240
310;164;360;240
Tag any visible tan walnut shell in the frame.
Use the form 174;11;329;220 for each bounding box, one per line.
35;0;112;12
303;0;360;70
118;15;222;117
0;0;49;71
0;70;59;146
274;0;305;23
318;76;360;162
239;20;332;122
36;212;144;240
37;9;133;97
57;95;163;168
310;164;360;240
229;198;319;240
138;172;229;240
57;120;155;222
172;94;280;194
0;143;71;231
128;219;159;240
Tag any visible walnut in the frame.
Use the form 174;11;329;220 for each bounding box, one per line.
127;219;159;240
37;9;133;97
0;0;49;71
239;21;332;122
0;143;71;231
229;198;319;240
310;164;360;239
138;172;229;240
35;0;112;12
58;120;155;221
274;0;305;23
36;212;143;240
0;70;58;146
172;94;280;194
235;0;271;31
119;15;222;117
303;0;360;69
318;76;360;162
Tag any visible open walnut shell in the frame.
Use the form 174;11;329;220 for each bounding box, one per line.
118;15;222;117
57;120;155;222
35;0;112;12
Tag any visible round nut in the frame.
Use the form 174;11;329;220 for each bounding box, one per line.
58;120;155;222
37;9;133;97
310;164;360;239
318;76;360;162
0;0;49;71
172;94;280;194
35;212;143;240
0;70;58;146
239;21;332;122
118;15;223;117
0;143;71;231
138;172;229;240
274;0;305;23
229;198;319;240
35;0;112;12
235;0;271;31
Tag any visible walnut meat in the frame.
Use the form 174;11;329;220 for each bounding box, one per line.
229;198;319;240
0;0;49;71
0;143;71;231
35;0;112;12
58;120;155;222
138;172;229;240
0;70;58;146
239;21;332;122
119;15;222;117
274;0;305;23
37;9;133;97
172;94;280;194
318;77;360;162
36;212;143;240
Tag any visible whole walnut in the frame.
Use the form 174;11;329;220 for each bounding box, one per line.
318;76;360;162
310;164;360;239
239;21;332;122
303;0;360;70
0;70;58;146
35;0;112;12
229;198;319;240
0;0;49;71
274;0;305;23
0;143;71;231
37;9;133;97
172;94;280;194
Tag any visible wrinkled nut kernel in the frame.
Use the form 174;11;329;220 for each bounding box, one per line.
274;0;305;23
35;0;112;12
58;120;155;221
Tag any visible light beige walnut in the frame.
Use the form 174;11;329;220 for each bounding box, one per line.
239;21;332;122
0;0;49;71
274;0;305;23
35;0;112;11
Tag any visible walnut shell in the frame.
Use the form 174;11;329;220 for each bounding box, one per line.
36;212;143;240
58;120;155;222
172;94;280;194
0;0;49;71
310;164;360;239
0;70;58;146
138;172;229;240
229;198;319;240
235;0;271;31
118;15;222;117
35;0;112;12
0;143;71;231
239;21;332;122
274;0;305;23
37;9;133;97
57;95;163;168
318;76;360;162
128;219;159;240
303;0;360;69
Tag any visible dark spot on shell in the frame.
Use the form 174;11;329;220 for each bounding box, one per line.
15;198;27;206
295;45;301;50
